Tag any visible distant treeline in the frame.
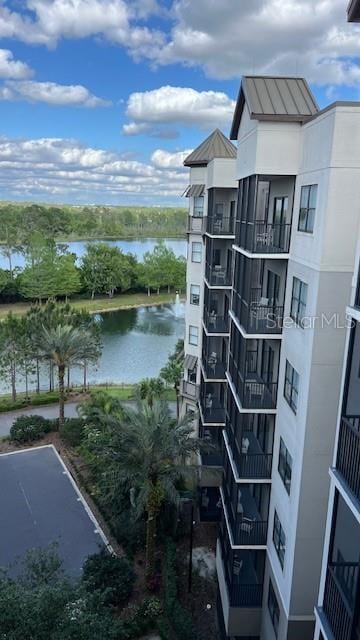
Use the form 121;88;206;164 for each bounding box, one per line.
0;202;187;243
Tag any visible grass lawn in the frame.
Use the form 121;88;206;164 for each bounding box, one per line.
0;291;181;320
0;383;177;412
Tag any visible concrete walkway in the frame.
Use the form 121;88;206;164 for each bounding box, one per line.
0;400;177;438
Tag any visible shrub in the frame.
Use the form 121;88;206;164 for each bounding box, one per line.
30;392;60;406
82;550;135;606
59;418;85;447
10;415;54;443
123;598;163;637
162;539;197;640
112;510;146;557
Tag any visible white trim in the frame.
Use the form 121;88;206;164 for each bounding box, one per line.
232;244;289;260
226;372;277;415
220;487;267;551
329;468;360;523
1;444;114;554
202;319;230;338
346;305;360;323
198;400;225;427
204;276;232;291
229;309;283;341
205;232;235;240
222;430;272;485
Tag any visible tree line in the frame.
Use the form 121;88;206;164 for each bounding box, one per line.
0;202;187;244
0;302;101;408
0;234;186;303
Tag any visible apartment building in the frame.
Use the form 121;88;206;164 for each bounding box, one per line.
348;0;360;21
180;129;237;521
313;226;360;640
210;78;359;640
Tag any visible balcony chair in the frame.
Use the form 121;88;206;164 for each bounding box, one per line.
209;310;217;328
233;559;243;576
207;352;217;374
241;437;250;455
245;380;265;405
239;516;256;535
256;228;274;247
205;394;213;409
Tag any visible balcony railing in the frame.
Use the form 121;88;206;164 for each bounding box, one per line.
323;563;359;640
205;262;233;287
222;483;268;546
219;532;264;608
336;416;360;501
203;309;230;334
229;359;277;410
233;451;273;479
236;221;291;254
200;397;225;424
207;215;235;236
233;289;284;335
180;379;199;400
202;352;226;380
187;215;205;234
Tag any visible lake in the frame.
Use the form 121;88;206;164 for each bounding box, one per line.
0;237;187;270
0;301;186;395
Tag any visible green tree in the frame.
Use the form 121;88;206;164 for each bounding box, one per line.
160;340;185;418
136;377;165;408
33;324;100;425
84;401;199;582
80;243;135;298
0;313;24;400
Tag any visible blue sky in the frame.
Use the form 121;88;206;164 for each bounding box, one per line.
0;0;359;206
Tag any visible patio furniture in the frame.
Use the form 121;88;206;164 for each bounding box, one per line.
241;437;250;455
205;394;213;409
233;559;243;576
208;352;217;374
239;516;256;535
245;379;264;405
209;310;217;327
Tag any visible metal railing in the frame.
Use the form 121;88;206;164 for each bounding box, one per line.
203;309;230;334
336;416;360;501
205;262;233;287
236;221;291;254
233;452;273;479
233;290;284;334
229;358;278;410
200;397;225;424
202;351;226;380
206;215;235;236
219;532;264;607
323;563;359;640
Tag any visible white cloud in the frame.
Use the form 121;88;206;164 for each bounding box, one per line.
0;136;189;204
0;48;33;79
151;148;192;169
0;80;111;107
123;85;236;135
148;0;360;86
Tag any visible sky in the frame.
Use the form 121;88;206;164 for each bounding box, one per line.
0;0;359;206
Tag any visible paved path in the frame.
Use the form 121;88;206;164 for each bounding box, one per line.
0;400;176;438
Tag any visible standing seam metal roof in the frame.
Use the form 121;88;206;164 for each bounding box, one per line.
230;76;319;139
184;129;236;167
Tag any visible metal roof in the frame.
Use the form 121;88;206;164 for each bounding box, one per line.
348;0;360;21
184;184;205;197
184;129;236;167
230;76;319;139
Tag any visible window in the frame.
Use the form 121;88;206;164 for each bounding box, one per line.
278;438;292;494
273;511;286;569
194;196;204;217
268;579;280;637
284;360;299;414
290;277;308;327
298;184;317;233
189;325;199;346
190;284;200;305
191;241;202;263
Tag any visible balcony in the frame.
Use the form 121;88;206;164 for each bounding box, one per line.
202;335;227;380
336;416;360;502
200;386;226;425
180;379;199;400
222;464;269;546
233;288;284;335
206;214;235;236
219;521;265;607
187;215;205;235
199;425;222;466
229;356;277;410
322;563;360;640
205;262;233;287
237;221;291;254
203;309;230;334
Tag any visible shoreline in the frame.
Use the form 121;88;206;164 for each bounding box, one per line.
0;292;185;320
0;234;186;247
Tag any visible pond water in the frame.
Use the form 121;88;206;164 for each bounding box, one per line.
0;301;186;394
0;237;187;270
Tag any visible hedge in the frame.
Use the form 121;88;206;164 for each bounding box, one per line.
10;415;54;443
161;538;197;640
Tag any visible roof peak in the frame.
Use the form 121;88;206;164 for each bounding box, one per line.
230;76;319;139
184;129;236;167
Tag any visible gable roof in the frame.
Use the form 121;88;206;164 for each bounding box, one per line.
230;76;319;140
184;129;236;167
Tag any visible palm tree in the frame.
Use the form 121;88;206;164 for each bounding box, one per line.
33;324;100;425
78;390;124;426
136;377;165;408
160;358;183;417
86;400;200;583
